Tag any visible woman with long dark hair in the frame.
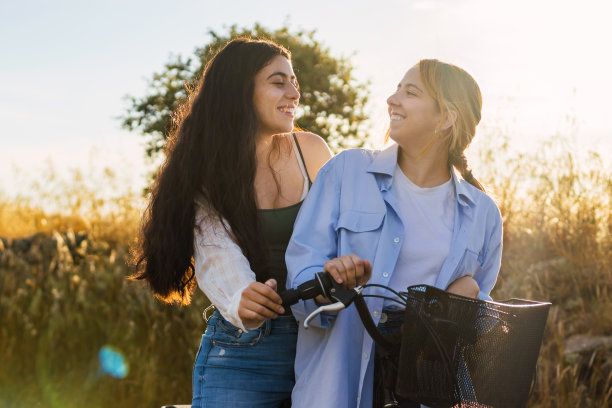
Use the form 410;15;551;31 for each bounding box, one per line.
132;38;331;407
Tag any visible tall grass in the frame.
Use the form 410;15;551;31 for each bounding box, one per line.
1;136;610;407
475;134;612;407
0;166;208;407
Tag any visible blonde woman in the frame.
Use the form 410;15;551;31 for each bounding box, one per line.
286;59;503;408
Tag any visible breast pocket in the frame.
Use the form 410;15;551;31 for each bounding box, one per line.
335;211;385;261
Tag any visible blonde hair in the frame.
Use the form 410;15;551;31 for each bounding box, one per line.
417;59;485;192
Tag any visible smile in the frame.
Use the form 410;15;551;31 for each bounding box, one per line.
390;113;405;121
278;105;296;117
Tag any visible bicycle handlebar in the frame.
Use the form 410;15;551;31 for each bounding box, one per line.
279;272;334;308
279;272;364;328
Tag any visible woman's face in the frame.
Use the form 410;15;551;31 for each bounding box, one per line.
387;66;442;150
253;55;300;137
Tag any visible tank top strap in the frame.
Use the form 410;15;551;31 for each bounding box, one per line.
292;133;312;189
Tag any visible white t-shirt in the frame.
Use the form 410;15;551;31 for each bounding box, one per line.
385;165;456;306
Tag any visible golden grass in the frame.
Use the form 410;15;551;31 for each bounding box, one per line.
1;135;610;407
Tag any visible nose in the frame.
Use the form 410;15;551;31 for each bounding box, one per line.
387;91;399;107
287;82;300;101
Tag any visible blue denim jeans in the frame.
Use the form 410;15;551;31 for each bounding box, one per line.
191;310;298;408
374;307;419;408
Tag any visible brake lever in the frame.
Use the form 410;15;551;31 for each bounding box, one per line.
304;301;347;328
303;285;363;329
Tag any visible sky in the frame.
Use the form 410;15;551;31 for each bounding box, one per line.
1;0;611;197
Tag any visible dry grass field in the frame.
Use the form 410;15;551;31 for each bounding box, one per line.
1;137;610;407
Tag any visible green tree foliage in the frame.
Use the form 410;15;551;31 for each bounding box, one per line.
121;24;370;157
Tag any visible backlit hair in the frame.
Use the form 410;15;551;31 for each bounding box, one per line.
418;59;485;192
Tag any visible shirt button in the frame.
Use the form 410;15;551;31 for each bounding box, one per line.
373;311;379;318
382;272;389;278
393;237;400;243
363;353;369;360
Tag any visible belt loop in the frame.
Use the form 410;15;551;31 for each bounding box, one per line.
203;304;216;323
262;319;272;337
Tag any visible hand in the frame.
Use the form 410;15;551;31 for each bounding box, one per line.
446;275;479;299
325;254;372;289
314;255;372;304
237;279;285;328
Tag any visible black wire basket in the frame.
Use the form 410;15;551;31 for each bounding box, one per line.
393;285;550;408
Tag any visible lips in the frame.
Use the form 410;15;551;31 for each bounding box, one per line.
389;111;406;121
278;105;296;117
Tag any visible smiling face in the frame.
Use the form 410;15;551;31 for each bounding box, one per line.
387;66;442;151
252;55;300;138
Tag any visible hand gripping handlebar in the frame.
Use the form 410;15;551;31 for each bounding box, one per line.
279;272;363;328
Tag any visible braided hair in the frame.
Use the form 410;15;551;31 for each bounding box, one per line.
418;59;485;192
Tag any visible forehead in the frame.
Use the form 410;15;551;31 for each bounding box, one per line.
399;66;422;86
257;55;294;77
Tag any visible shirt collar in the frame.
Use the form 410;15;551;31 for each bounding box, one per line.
450;166;476;208
366;143;476;207
366;144;399;175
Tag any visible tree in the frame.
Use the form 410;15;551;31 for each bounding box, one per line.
120;23;370;158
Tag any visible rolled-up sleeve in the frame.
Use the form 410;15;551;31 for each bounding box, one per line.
286;155;344;328
193;200;257;331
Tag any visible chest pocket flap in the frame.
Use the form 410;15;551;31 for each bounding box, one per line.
336;211;385;232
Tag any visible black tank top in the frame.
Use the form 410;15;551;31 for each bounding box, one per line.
258;134;312;293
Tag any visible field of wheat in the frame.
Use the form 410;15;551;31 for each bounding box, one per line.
1;137;610;407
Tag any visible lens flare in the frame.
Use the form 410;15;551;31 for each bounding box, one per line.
98;346;128;378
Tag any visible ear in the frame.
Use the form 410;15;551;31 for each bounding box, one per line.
440;110;457;131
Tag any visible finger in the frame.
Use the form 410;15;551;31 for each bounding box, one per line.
338;256;357;289
240;306;274;324
242;299;279;320
251;282;283;305
363;260;372;281
324;261;344;284
265;279;277;292
244;284;284;314
349;254;366;285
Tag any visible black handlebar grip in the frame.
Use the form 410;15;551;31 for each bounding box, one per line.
280;288;300;308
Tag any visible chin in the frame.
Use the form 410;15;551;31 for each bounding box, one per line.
277;122;295;134
387;130;400;143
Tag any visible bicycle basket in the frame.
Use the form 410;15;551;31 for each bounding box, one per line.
396;285;550;408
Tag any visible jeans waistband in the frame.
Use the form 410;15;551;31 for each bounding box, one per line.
378;307;405;327
206;309;297;336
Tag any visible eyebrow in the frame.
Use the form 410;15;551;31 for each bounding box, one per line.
398;82;423;93
267;72;296;81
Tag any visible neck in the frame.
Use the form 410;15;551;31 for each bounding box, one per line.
396;143;450;188
255;132;275;162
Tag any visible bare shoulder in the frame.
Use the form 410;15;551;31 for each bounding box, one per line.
294;132;333;180
294;132;331;154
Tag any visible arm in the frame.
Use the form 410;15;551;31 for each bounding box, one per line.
475;204;503;301
194;200;282;331
285;156;343;327
446;200;503;301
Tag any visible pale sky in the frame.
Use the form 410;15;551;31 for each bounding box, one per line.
1;0;610;197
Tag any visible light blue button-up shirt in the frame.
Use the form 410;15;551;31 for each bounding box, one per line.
286;145;503;408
